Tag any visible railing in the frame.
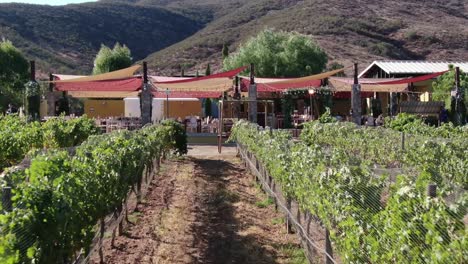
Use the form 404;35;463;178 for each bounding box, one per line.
94;117;142;133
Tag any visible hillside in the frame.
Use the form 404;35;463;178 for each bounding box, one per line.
142;0;468;75
0;2;202;75
0;0;467;76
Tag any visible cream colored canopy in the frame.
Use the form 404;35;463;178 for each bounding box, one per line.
67;91;139;98
153;66;247;92
328;78;408;92
52;65;142;83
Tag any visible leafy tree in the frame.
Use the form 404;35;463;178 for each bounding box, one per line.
0;40;28;113
328;62;346;77
222;43;229;60
432;66;467;125
92;43;132;75
205;63;211;76
223;29;328;77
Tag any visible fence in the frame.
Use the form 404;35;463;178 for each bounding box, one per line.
237;143;338;264
94;117;142;133
238;123;466;263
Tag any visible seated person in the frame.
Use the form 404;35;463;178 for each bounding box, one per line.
365;115;375;126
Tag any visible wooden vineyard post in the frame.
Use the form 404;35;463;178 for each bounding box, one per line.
111;222;117;248
401;132;405;150
99;217;105;264
119;202;124;235
286;198;293;234
325;228;334;264
2;186;12;212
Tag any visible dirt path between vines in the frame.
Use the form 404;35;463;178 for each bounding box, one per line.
92;145;305;264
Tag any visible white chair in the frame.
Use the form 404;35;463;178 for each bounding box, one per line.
188;116;198;133
210;119;219;134
366;116;375;126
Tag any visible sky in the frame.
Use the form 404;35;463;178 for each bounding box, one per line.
0;0;97;5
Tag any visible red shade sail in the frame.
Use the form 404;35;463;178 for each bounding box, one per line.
373;71;447;85
155;66;248;84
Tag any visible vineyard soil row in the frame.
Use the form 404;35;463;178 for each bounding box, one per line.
90;145;306;264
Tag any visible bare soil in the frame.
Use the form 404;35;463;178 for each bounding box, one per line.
91;145;304;264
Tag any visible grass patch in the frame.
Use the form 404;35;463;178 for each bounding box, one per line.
255;197;274;208
127;211;142;224
271;217;285;225
250;180;263;192
213;189;240;204
104;231;113;239
278;243;308;264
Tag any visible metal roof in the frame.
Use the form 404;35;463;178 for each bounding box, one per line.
359;60;468;78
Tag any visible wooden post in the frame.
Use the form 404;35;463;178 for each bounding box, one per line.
248;63;258;123
401;132;405;150
218;100;223;154
47;73;56;116
2;187;12;212
99;217;105;264
286;198;293;234
351;63;361;125
325;228;334;264
30;60;35;81
453;67;465;125
250;63;255;85
427;184;437;198
234;76;240;99
233;76;241;118
140;61;153;125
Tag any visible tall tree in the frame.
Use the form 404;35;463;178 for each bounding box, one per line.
0;40;29;113
432;65;467;125
92;43;132;75
205;63;211;76
222;43;229;60
223;29;328;78
327;62;346;77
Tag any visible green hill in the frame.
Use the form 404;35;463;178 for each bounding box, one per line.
0;2;202;75
142;0;468;75
0;0;467;76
